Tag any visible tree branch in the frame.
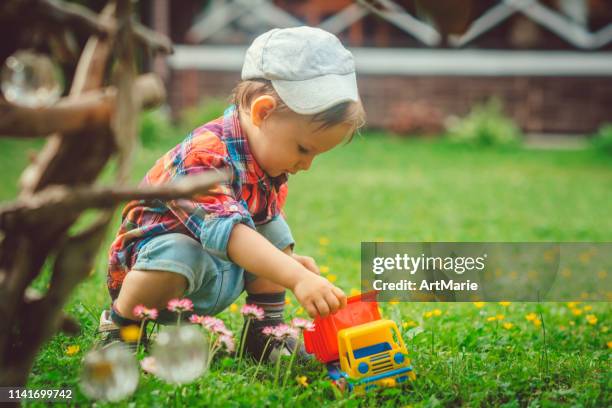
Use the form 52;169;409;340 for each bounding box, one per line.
0;170;230;229
0;73;165;138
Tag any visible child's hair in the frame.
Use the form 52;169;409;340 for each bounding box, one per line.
231;79;366;139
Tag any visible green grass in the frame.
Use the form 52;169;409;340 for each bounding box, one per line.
1;135;611;407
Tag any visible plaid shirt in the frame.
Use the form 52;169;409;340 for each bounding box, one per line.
107;105;288;298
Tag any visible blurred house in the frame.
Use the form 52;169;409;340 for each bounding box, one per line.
143;0;612;134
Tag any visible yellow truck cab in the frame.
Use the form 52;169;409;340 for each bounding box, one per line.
337;319;416;392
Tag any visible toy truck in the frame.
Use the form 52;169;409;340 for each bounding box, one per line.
303;292;416;393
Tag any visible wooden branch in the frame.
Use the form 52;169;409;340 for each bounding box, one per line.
0;73;165;138
133;21;174;55
35;0;111;38
0;170;230;229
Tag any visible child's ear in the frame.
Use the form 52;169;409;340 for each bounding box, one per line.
250;95;277;127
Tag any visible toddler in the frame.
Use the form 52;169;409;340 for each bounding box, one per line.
100;26;366;361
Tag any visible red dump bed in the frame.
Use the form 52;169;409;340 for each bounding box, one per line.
303;292;380;363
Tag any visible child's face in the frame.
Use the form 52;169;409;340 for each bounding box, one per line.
247;98;353;177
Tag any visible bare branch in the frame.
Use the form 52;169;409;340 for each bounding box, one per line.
35;0;112;38
0;74;165;138
133;22;174;55
1;170;230;228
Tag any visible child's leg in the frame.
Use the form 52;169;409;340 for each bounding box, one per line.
114;270;187;320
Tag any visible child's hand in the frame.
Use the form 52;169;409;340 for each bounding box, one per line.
291;253;320;275
292;273;347;318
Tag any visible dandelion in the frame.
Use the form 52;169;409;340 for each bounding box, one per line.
502;322;514;330
486;316;497;322
132;305;158;353
230;303;239;313
586;314;598;325
533;318;542;327
120;325;141;343
433;309;442;316
238;304;264;367
403;321;417;329
583;305;593;312
319;237;330;246
285;297;292;305
66;345;80;356
496;314;505;320
297;307;305;315
140;356;157;375
167;298;194;324
80;343;139;402
607;341;612;349
152;326;207;384
327;274;337;283
571;308;583;316
498;301;511;307
320;265;330;274
423;311;433;318
350;288;360;296
473;302;485;308
296;375;309;387
566;302;580;309
525;313;537;322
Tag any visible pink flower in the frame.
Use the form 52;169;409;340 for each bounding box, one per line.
189;314;204;324
133;305;158;320
291;318;315;331
270;324;298;340
240;304;264;320
200;316;231;336
219;335;235;352
262;326;275;336
167;298;194;313
140;356;157;375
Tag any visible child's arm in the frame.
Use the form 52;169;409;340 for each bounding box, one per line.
228;223;347;318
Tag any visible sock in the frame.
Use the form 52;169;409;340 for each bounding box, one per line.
245;291;286;325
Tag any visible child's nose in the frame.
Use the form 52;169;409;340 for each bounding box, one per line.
299;156;314;171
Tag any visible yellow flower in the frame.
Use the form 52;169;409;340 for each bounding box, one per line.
525;313;537;321
423;311;433;318
597;270;607;279
473;302;485;308
601;326;609;333
389;300;400;305
496;314;505;321
318;237;330;246
502;322;514;330
65;345;80;356
320;265;330;274
403;321;417;329
327;274;337;283
230;303;239;313
533;318;542;327
567;301;580;309
350;288;360;296
297;307;304;315
498;301;511;307
285;298;292;305
571;308;583;316
486;316;497;322
120;325;141;342
296;375;309;387
433;309;442;316
607;341;612;349
586;314;598;325
583;305;592;312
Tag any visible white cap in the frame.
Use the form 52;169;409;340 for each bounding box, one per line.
241;26;359;115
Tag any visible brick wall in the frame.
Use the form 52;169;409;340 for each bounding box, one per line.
168;70;612;134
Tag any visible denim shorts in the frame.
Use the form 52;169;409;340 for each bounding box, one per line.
132;216;294;320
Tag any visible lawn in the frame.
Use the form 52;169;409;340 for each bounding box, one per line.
1;133;611;407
